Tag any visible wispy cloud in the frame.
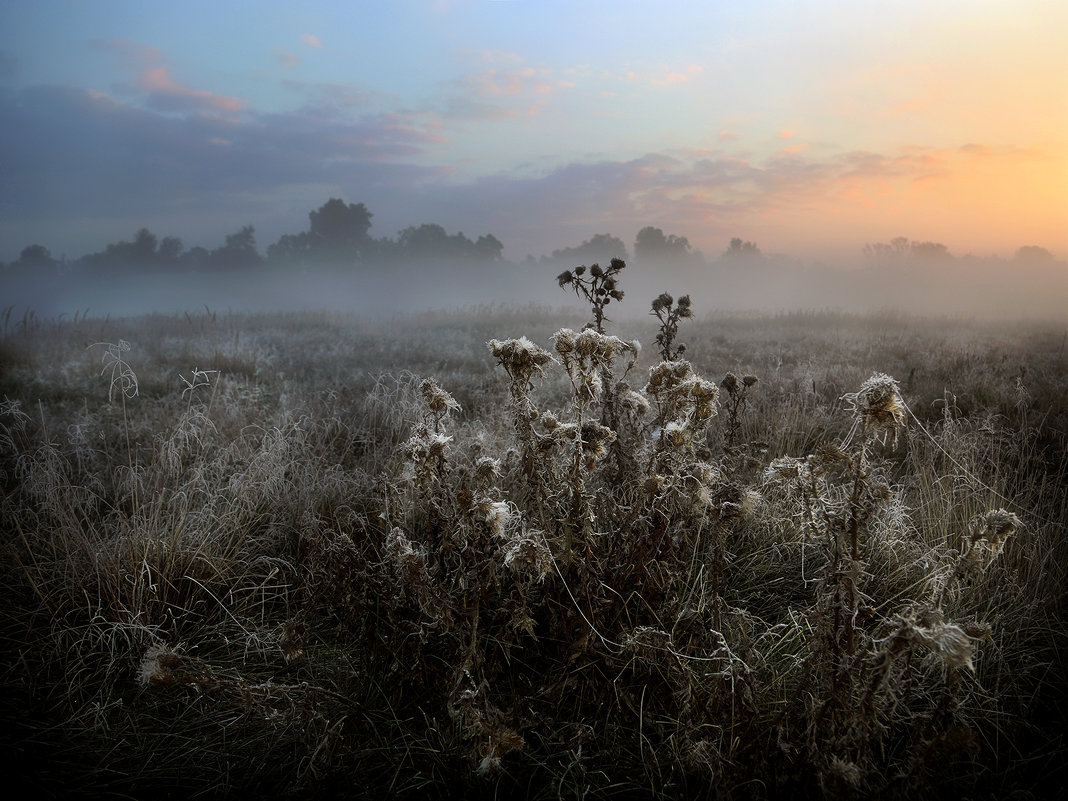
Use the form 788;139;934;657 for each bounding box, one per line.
276;50;300;69
439;55;565;120
301;33;324;50
94;38;244;113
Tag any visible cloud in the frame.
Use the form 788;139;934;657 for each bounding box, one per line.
94;37;244;114
276;50;300;69
282;79;369;107
138;65;243;112
301;33;324;50
649;65;703;86
1;77;1062;264
436;53;572;122
0;84;447;231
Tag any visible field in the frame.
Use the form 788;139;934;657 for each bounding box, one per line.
1;297;1066;799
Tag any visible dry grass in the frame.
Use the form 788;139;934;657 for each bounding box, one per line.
1;300;1065;799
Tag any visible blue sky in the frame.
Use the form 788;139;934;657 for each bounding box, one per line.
1;0;1065;263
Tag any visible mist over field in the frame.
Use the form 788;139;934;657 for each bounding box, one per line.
3;248;1065;323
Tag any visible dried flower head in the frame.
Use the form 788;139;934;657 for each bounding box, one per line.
139;644;182;686
846;372;906;446
488;337;555;382
478;499;512;537
971;509;1022;545
915;621;976;671
580;420;617;466
502;531;553;581
662;420;690;448
420;377;461;417
646;360;693;395
474;456;501;485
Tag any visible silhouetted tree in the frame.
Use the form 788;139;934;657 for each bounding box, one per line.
392;224;502;261
863;238;952;262
635;226;691;261
180;246;210;269
211;225;260;269
723;238;762;260
1014;245;1056;264
131;228;158;263
267;198;375;264
15;244;56;269
910;241;952;260
474;234;504;262
158;236;184;265
549;233;628;265
308;198;373;257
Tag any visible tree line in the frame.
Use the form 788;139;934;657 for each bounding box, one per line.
2;197;1058;274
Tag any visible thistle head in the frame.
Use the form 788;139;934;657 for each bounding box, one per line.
420;377;461;416
847;372;906;446
489;336;555;382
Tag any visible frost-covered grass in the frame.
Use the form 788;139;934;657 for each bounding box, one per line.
1;302;1065;799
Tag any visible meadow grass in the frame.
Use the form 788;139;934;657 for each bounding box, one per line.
1;301;1065;799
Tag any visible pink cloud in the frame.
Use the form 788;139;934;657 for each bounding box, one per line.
301;33;324;50
138;65;243;112
95;37;244;114
651;65;703;86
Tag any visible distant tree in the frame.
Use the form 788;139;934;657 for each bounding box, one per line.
81;229;167;271
723;237;762;260
211;225;260;269
392;224;502;261
266;232;312;264
549;233;628;265
158;236;184;265
16;244;56;269
910;241;952;261
131;228;158;263
397;223;453;257
308;198;374;258
180;246;210;269
1014;245;1056;264
474;234;504;262
634;226;691;261
268;198;374;264
863;238;952;262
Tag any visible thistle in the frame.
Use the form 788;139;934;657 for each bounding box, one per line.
650;292;693;361
556;257;626;333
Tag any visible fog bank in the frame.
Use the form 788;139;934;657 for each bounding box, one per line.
2;254;1065;323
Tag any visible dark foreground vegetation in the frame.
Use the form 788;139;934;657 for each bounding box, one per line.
1;293;1065;799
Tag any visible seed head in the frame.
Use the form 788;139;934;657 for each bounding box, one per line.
474;456;501;484
916;622;976;671
479;499;512;537
971;509;1022;544
489;336;555;381
847;372;906;446
420;377;461;416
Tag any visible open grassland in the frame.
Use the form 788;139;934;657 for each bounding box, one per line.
1;303;1065;799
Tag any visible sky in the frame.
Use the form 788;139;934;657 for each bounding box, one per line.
1;0;1066;265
